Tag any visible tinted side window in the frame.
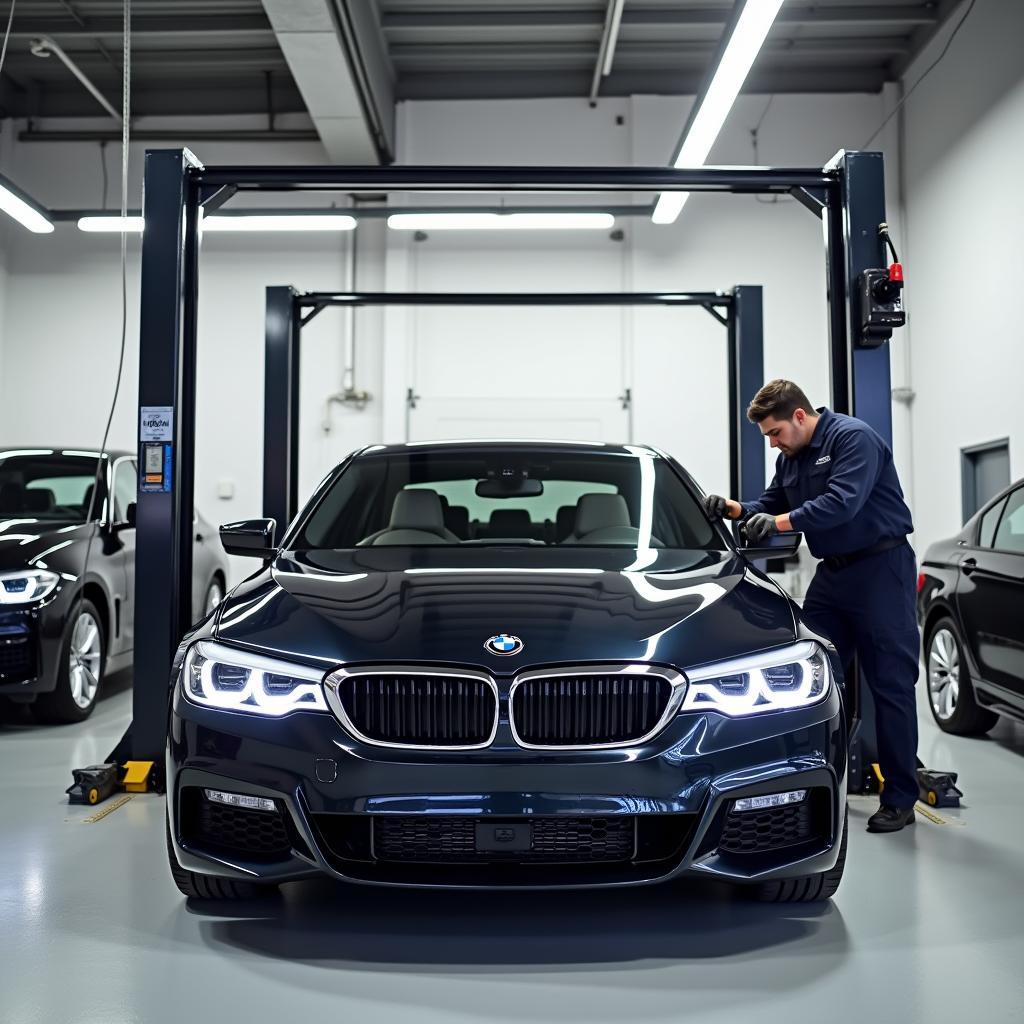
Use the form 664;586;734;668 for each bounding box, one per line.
978;497;1007;548
992;487;1024;554
113;460;138;523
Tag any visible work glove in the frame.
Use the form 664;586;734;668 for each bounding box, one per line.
744;512;778;544
704;494;729;521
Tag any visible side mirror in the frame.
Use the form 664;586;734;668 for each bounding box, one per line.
220;519;278;559
110;501;136;533
732;519;803;560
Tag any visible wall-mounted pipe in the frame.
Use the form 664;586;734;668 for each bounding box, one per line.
30;36;122;123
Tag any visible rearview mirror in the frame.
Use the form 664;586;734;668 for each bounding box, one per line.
220;518;277;559
476;478;544;498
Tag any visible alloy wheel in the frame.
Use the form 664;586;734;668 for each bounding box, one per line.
928;628;960;721
205;580;224;616
68;611;102;710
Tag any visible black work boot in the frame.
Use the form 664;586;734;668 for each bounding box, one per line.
867;805;916;833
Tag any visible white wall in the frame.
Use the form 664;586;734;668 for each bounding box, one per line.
897;0;1024;552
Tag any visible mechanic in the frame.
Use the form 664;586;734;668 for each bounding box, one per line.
705;379;919;833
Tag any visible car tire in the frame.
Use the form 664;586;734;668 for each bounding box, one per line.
751;807;848;903
203;576;225;618
925;617;999;736
165;816;278;900
33;598;105;724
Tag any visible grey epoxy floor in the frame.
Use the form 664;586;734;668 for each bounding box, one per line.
1;675;1022;1024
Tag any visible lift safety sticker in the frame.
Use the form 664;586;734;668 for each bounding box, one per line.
140;406;173;441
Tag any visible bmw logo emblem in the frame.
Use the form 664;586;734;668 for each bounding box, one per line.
485;634;524;657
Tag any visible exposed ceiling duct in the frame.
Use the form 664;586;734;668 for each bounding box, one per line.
261;0;395;163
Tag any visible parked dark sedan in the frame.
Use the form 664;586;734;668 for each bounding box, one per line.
0;448;229;722
167;441;847;903
918;478;1024;734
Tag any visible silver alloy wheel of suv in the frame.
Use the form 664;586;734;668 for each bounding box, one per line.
927;627;960;721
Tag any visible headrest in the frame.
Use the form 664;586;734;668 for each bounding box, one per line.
574;493;630;537
389;489;445;533
0;482;24;513
555;505;576;541
444;504;470;539
488;508;532;534
24;488;55;512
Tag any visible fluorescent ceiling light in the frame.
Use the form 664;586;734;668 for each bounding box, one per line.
76;214;356;233
652;0;784;225
78;216;144;233
202;214;355;232
0;179;54;234
388;213;614;231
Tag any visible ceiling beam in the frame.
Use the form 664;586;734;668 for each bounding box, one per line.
5;15;275;38
888;0;966;79
395;66;890;101
389;38;911;68
380;5;939;31
260;0;393;162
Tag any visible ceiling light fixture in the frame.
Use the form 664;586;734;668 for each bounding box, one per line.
652;0;785;225
77;216;144;233
0;176;55;234
202;214;356;233
387;213;615;231
76;214;357;233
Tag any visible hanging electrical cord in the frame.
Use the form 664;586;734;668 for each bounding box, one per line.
750;95;791;205
862;0;977;149
72;0;131;685
0;1;15;77
99;139;108;209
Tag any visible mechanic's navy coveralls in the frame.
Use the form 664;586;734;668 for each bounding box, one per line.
742;407;920;809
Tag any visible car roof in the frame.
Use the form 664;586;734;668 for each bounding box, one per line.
353;439;663;458
0;447;134;460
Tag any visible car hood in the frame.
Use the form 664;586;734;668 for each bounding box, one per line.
214;547;798;671
0;518;89;570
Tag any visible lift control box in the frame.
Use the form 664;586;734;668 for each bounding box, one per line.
858;263;906;347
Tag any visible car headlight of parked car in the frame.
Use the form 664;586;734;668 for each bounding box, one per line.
0;569;60;604
680;641;831;716
182;640;329;716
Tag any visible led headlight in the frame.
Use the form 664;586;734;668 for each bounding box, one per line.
0;569;60;604
680;641;830;716
182;640;329;716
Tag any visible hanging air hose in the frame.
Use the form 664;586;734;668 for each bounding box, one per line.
69;0;132;702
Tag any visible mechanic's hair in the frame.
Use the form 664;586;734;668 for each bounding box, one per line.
747;379;816;423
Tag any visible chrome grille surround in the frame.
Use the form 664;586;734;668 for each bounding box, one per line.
324;665;499;750
508;663;688;751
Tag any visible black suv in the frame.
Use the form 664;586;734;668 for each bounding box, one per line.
167;441;848;903
918;478;1024;734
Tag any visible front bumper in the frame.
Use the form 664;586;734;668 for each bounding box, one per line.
168;670;847;890
0;594;68;696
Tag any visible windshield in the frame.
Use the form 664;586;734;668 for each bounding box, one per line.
0;453;105;522
293;450;722;552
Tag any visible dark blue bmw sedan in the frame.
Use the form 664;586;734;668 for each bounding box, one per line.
166;441;848;903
